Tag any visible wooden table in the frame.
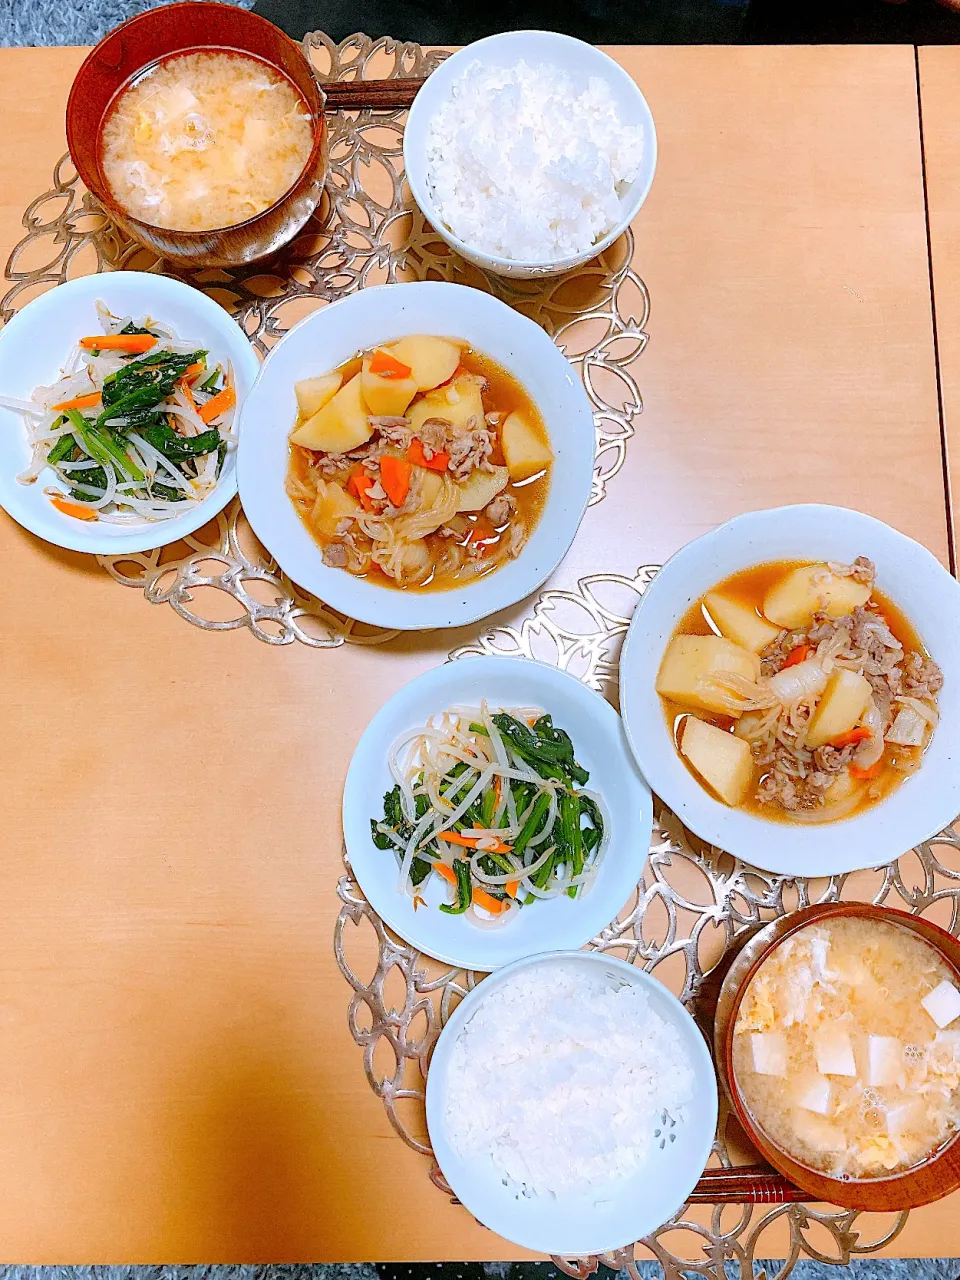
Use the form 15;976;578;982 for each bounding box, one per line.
0;42;955;1263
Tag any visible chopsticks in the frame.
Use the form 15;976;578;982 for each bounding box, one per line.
320;78;427;111
687;1165;807;1205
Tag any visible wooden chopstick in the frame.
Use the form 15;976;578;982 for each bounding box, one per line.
320;78;427;111
687;1165;807;1204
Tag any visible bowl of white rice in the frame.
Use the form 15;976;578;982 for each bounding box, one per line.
403;31;657;279
425;950;718;1255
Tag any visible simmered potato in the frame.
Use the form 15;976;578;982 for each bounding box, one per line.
295;372;342;419
501;410;554;481
456;466;509;512
806;668;873;748
408;376;485;434
388;336;461;391
704;592;781;654
656;635;761;716
763;564;872;629
680;716;754;806
291;373;373;452
310;479;360;537
360;358;418;417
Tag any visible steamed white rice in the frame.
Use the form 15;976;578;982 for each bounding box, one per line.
424;59;645;264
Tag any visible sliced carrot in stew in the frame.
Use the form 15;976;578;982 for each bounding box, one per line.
369;348;412;379
829;726;872;749
380;455;412;507
850;757;883;780
781;643;813;669
407;438;450;472
466;517;498;547
347;465;376;511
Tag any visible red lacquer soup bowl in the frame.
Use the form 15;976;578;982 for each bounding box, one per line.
66;1;327;268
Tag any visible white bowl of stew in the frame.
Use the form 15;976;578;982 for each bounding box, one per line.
619;505;960;876
236;281;595;631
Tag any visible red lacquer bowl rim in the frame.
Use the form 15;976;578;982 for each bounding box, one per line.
715;901;960;1210
66;0;327;240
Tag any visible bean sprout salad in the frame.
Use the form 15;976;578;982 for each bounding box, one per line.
1;302;237;523
371;703;609;926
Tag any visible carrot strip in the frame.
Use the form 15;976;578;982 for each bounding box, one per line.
432;859;507;916
781;644;812;669
380;455;412;507
505;880;519;899
50;495;97;521
438;830;513;855
78;333;157;352
407;438;450;472
829;726;872;749
182;362;205;381
52;391;101;412
199;384;236;424
369;347;412;379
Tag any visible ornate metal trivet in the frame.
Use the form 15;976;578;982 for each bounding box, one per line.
0;32;649;649
336;564;960;1275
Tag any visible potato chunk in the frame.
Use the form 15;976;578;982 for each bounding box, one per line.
408;377;485;435
656;635;761;716
501;411;554;481
360;358;418;417
295;373;342;419
309;479;361;537
704;592;782;654
805;668;872;748
290;373;373;453
762;564;872;629
680;716;754;806
456;466;509;512
388;336;461;391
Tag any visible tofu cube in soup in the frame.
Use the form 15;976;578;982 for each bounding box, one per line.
408;377;484;435
501;410;555;482
703;591;782;653
361;357;419;417
656;635;760;715
762;563;872;629
805;668;872;748
387;335;461;391
291;373;373;452
679;716;754;806
294;372;342;419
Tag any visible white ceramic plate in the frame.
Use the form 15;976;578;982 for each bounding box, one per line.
425;950;718;1255
403;30;658;279
620;504;960;876
0;272;260;554
237;281;595;630
342;655;652;971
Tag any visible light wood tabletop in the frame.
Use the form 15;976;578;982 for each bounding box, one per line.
918;45;960;571
0;41;955;1263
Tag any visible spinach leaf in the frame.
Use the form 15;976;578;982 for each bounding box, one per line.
137;424;221;461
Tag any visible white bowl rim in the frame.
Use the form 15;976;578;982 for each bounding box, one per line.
403;30;659;273
619;503;960;877
235;280;596;631
425;947;719;1256
0;271;260;554
341;653;653;971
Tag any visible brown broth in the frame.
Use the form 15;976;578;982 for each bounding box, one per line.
660;559;931;822
287;341;551;592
